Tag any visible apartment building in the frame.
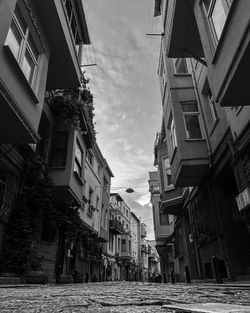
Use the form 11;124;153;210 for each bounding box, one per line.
148;170;175;282
140;223;149;282
147;240;161;281
0;0;117;284
153;0;250;281
130;212;141;281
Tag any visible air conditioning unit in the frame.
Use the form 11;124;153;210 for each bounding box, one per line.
236;187;250;211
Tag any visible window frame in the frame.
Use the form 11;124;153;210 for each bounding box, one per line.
173;58;189;74
5;5;40;89
168;114;177;155
202;0;232;45
207;90;218;123
74;139;83;178
162;157;174;190
86;150;94;167
62;0;83;63
181;102;203;140
50;131;68;168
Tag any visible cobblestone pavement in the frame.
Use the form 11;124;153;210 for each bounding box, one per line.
0;282;250;313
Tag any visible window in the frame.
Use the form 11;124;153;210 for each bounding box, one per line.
62;0;83;62
121;239;126;252
168;114;177;154
163;157;173;189
118;238;121;251
5;5;40;87
181;102;202;139
74;140;83;177
88;187;94;205
86;150;94;167
97;164;101;177
96;196;99;210
50;131;68;167
159;56;167;90
207;89;217;123
160;212;169;225
203;0;232;43
174;58;188;74
103;177;109;191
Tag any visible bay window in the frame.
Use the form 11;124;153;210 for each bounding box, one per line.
181;102;202;140
5;5;40;88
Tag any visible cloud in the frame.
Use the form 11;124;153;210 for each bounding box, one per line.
84;0;162;241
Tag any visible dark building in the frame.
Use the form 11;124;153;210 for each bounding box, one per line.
152;0;250;282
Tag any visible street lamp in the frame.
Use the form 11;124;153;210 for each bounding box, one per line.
125;187;134;194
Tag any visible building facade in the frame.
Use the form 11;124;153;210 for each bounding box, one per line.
152;0;250;282
0;0;117;284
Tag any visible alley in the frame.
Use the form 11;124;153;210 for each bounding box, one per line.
0;282;250;313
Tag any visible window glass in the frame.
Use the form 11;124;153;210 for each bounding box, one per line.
74;161;81;177
14;5;27;34
181;102;202;139
163;157;173;189
5;5;39;88
207;89;217;123
5;22;22;59
174;58;188;74
160;212;169;225
168;114;177;153
121;239;126;252
22;50;35;84
75;140;83;165
183;115;202;139
28;34;39;61
211;0;227;40
50;131;68;167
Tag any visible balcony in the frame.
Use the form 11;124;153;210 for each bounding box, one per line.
109;219;123;235
170;140;209;187
161;187;188;215
120;251;132;261
164;0;204;58
49;127;86;205
99;226;109;242
34;0;90;89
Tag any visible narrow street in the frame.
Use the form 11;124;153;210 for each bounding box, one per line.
0;282;250;313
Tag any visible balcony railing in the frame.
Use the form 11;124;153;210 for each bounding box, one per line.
109;219;123;235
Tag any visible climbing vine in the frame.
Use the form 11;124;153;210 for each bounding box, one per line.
0;72;100;276
0;154;56;274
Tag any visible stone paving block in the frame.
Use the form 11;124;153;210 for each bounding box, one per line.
162;303;250;313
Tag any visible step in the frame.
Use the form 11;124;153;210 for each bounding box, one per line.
162;303;250;313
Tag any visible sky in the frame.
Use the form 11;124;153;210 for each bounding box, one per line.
83;0;162;240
